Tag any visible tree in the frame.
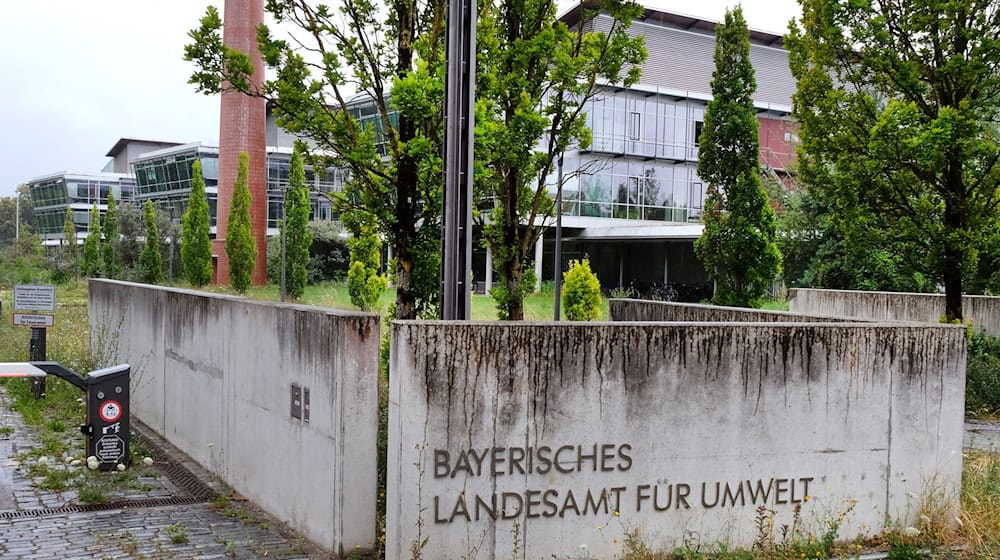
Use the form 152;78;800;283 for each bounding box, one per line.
103;191;120;279
0;197;16;245
283;144;312;300
475;0;646;320
562;259;601;321
81;203;101;277
60;207;78;279
181;159;213;287
347;225;387;311
139;201;164;284
787;0;1000;321
227;151;257;294
186;0;447;319
117;202;144;276
694;6;781;307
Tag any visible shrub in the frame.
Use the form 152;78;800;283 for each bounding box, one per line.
347;226;387;311
967;332;1000;414
562;259;601;321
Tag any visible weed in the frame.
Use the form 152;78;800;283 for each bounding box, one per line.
0;426;13;436
165;522;189;544
78;486;108;504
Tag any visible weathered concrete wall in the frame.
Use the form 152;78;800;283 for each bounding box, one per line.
89;280;378;555
388;321;966;560
609;298;856;323
789;288;1000;336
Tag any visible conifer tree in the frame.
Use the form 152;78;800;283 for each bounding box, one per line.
81;203;101;277
61;207;78;278
283;144;312;300
139;201;164;284
227;152;257;294
103;191;120;279
181;159;213;287
694;6;781;307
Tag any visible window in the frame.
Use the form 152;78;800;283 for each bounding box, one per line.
694;121;704;145
630;112;641;141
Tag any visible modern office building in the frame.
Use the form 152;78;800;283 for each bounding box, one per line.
26;139;183;242
25;7;795;297
130;142;342;234
28;171;136;240
505;6;797;296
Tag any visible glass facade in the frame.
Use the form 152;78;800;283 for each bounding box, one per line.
561;88;710;222
266;153;344;229
558;156;703;222
133;147;219;227
585;90;705;161
28;174;135;235
131;146;344;231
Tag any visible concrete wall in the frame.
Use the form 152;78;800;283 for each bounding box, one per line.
789;288;1000;336
89;280;379;555
388;321;966;560
609;298;855;323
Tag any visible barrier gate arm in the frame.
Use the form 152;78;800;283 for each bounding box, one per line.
31;361;87;390
0;362;86;390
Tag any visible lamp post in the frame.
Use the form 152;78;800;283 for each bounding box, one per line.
280;198;287;303
167;206;176;284
553;154;564;320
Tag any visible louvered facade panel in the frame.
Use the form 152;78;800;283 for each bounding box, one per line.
591;15;794;106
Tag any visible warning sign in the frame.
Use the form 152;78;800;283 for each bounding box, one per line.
12;313;54;328
96;434;125;463
99;400;123;423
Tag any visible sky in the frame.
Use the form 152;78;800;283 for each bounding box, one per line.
0;0;801;198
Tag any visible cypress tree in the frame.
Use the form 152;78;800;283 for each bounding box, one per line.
227;151;257;294
284;145;312;300
103;191;120;279
694;6;781;307
81;203;101;277
61;207;78;278
139;200;164;284
181;159;213;287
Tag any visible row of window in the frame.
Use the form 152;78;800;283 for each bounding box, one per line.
557;158;705;223
134;153;219;198
585;93;707;160
30;178;134;209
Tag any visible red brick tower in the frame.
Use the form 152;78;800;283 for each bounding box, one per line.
214;0;268;286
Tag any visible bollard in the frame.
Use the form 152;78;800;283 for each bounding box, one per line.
81;364;131;471
0;361;130;471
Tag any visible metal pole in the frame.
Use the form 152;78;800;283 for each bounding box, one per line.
441;0;476;320
553;154;564;320
29;279;46;399
167;207;176;284
15;193;20;242
280;201;286;303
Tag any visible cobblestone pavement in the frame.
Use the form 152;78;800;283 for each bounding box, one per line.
0;387;329;559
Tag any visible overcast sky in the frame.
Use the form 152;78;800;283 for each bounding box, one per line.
0;0;801;198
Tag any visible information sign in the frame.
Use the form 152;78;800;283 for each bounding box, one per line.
14;285;56;312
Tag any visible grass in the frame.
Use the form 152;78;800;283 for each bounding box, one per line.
200;280;612;320
0;279;158;501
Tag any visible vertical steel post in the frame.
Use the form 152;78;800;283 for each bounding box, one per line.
441;0;477;320
553;154;564;320
29;328;46;398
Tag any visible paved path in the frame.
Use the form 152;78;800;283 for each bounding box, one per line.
964;419;1000;451
0;387;329;559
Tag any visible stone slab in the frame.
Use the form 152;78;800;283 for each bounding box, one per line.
387;321;967;560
